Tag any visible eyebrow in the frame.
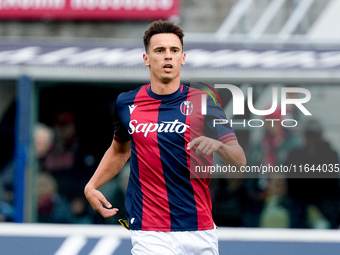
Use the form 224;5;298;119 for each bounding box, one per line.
153;46;181;51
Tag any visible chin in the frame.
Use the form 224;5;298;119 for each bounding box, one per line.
160;76;173;83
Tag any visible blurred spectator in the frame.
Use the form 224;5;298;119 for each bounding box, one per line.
69;196;93;224
34;123;54;164
0;161;15;212
210;178;247;227
258;174;291;228
249;108;302;169
0;101;15;222
305;204;331;229
286;119;339;228
0;123;54;222
38;112;98;223
42;112;78;173
40;112;87;199
245;108;302;227
0;183;15;222
37;172;71;223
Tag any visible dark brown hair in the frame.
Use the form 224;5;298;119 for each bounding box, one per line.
143;20;184;52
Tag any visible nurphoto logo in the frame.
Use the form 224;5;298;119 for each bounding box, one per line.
193;80;312;129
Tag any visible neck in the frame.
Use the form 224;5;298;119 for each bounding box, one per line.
149;78;180;95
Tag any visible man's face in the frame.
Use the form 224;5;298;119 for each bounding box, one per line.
143;33;186;84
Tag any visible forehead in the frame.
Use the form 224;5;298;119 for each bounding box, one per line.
149;33;182;49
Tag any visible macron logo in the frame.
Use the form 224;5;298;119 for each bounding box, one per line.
129;104;137;114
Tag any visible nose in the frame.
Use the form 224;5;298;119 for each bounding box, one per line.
164;49;172;60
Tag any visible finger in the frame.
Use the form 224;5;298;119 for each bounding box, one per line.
195;141;208;156
187;137;203;150
203;141;220;156
201;144;211;156
101;200;113;210
93;190;112;210
97;200;118;217
187;141;194;150
205;146;215;156
101;207;119;218
102;203;113;209
197;140;218;156
89;192;112;212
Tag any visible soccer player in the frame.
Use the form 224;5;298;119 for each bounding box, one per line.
84;20;246;254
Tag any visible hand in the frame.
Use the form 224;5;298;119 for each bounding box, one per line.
187;136;223;156
84;185;118;218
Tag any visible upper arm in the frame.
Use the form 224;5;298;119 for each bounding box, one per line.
112;140;131;159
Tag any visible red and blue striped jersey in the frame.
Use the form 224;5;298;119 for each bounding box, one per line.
113;84;236;231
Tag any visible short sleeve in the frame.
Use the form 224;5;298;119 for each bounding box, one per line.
204;96;236;143
113;101;130;143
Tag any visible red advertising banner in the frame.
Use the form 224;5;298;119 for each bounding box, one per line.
0;0;180;20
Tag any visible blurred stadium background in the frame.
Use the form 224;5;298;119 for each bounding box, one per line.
1;0;340;254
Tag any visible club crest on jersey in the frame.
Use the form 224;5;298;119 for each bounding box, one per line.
180;101;193;115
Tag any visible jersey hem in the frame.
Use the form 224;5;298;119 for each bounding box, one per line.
130;224;215;232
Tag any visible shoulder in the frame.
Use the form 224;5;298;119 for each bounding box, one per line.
188;86;205;95
116;85;147;103
187;86;216;104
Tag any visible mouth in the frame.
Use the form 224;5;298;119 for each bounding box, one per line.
163;64;173;72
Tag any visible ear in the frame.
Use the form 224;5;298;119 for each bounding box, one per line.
181;52;186;66
143;53;150;67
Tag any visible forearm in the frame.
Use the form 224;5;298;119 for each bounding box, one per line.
84;140;130;216
188;136;246;168
85;140;130;190
217;140;246;169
